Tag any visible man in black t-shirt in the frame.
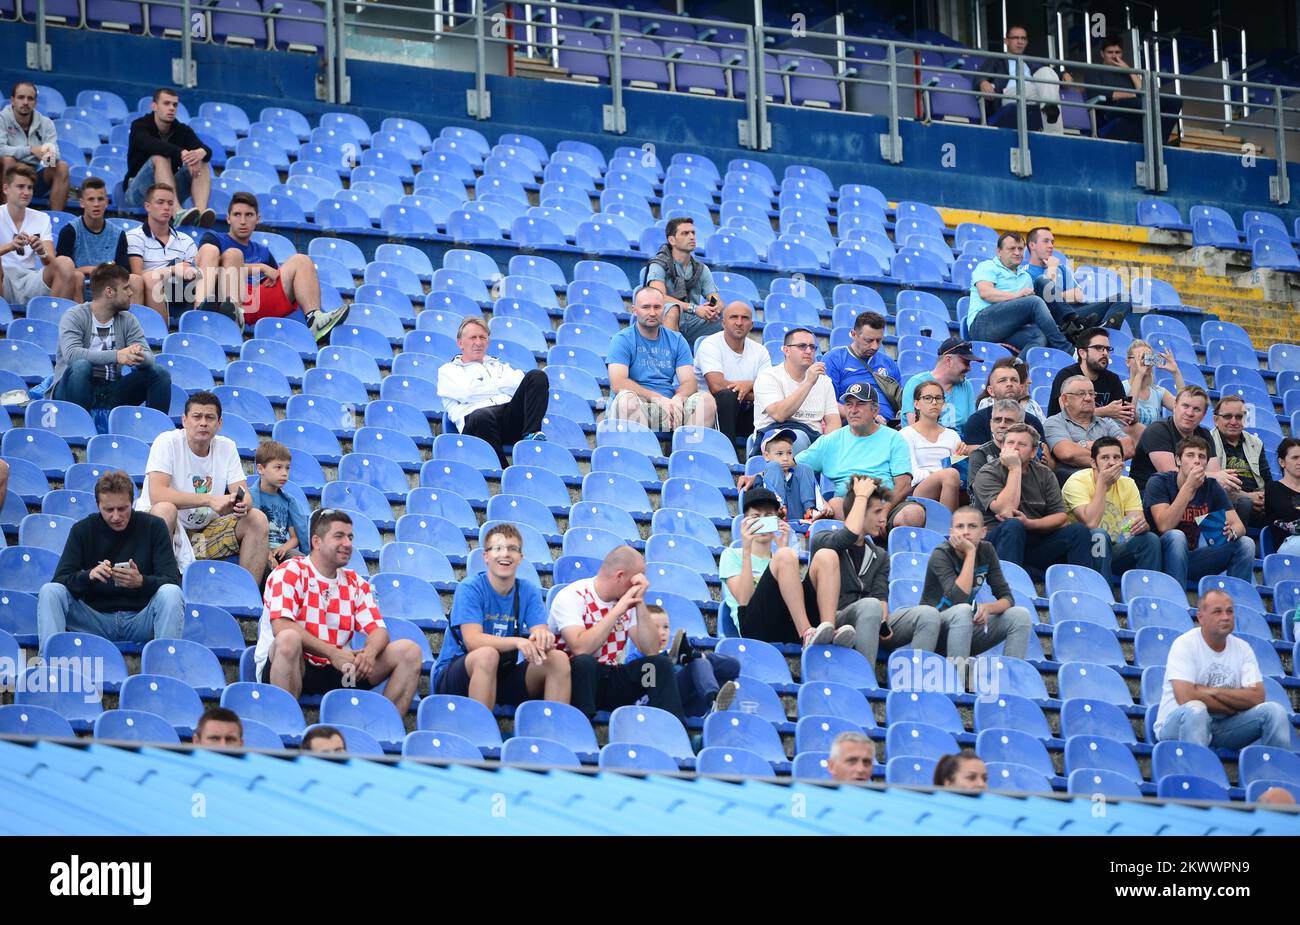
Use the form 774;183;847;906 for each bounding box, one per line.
1129;385;1230;494
1046;328;1131;421
1089;36;1182;144
1209;395;1271;528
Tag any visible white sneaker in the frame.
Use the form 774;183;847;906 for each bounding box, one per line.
712;680;739;713
307;303;350;342
832;624;857;648
807;623;835;648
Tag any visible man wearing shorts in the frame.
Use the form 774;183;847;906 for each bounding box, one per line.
194;191;348;339
432;522;570;709
0;163;79;302
255;509;421;715
139;390;270;585
123;87;214;227
0;81;70;211
606;285;716;432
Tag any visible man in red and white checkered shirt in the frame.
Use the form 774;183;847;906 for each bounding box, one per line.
547;545;685;722
253;509;421;714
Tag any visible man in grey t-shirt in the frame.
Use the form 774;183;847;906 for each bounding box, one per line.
645;217;743;349
1044;374;1133;484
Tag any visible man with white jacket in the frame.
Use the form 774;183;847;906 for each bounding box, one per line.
436;315;549;468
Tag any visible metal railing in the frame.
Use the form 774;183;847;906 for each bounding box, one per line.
17;0;1300;203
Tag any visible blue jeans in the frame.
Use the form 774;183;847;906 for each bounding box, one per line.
37;582;185;653
676;652;741;717
52;360;172;413
987;519;1094;577
968;295;1073;353
125;159;194;207
1033;276;1134;332
1091;529;1162;582
1155;700;1291;749
1159;529;1255;590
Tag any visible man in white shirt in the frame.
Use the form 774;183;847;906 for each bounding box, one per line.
548;545;686;722
0;163;79;302
436;315;549;468
126;182;201;325
1154;588;1290;749
140;390;270;585
751;326;840;456
694;301;769;445
977;23;1070;134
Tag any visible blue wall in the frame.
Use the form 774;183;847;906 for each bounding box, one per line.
5;24;1298;228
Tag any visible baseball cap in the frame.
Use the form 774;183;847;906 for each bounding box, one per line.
741;487;781;512
759;428;797;452
839;381;878;404
938;337;976;359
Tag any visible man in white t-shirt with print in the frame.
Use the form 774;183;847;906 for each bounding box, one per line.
139;390;270;584
694;300;769;446
0;163;79;302
547;545;686;722
1154;588;1290;749
751;326;840;456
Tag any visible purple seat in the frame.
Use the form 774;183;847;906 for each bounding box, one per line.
1060;86;1092;134
38;0;82;24
86;0;144;30
267;0;326;51
619;37;670;90
558;30;609;82
779;54;841;108
147;0;186;35
211;0;267;45
923;72;979;122
733;53;785;104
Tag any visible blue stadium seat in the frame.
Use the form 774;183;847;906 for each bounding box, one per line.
552;555;601;587
702;712;788;771
1064;734;1143;786
973;693;1051;739
401;730;482;762
515;700;598;763
884;755;938;786
220;681;307;745
1048;590;1120;631
644;533;718;581
1156;774;1230;802
976;727;1055;780
40;489;95;521
353;425;422;471
420;459;489;507
93;709;180;745
985;656;1049;700
660;478;730;524
85;433;149;481
651;507;722;552
1053;620;1125;667
501;736;582;768
118;673;202;738
1058;662;1133;706
0;546;59;595
1197;575;1266;616
559;525;626;562
886;721;958;762
608;704;695;767
272;417;343;465
886;526;945;556
212;386;276;429
796;680;876;729
182;603;245;659
1133;626;1177;669
986;762;1053;794
715;637;794;690
320;688;407;752
499;465;571;514
433;432;502;477
1059;698;1137;744
338;452;409;500
139;638;226;699
887;648;962;694
599;742;680;773
795;715;860;756
487;493;560;544
1046;563;1114;603
43;631;127;692
1120;569;1185;606
182;560;263;617
0;703;76;739
1127;596;1193;632
799;645;879;692
321;480;395;530
886;690;964;737
416;694;501;758
1238;745;1300;790
645;562;710;607
2;428;75;478
580;471;652;520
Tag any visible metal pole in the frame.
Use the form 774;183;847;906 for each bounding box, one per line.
1055;10;1064;66
1211;27;1218;63
1015;54;1029;176
1240;29;1248;117
1171;38;1183;138
1221;58;1231;129
973;0;982;51
744;24;757;149
435;0;443;35
1084;9;1092;64
524;3;535;58
36;0;49;70
181;0;191;85
886;40;900;162
549;6;558;69
1000;0;1007;47
335;0;348;103
611;10;623;132
473;0;487;118
1147;62;1164;190
1274;86;1290;204
324;0;336;103
752;0;767;150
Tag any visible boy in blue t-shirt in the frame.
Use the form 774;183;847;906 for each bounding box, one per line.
432;524;571;709
622;604;741;717
247;440;309;573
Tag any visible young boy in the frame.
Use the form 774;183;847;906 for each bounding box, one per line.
622;604;741;717
747;428;823;522
247;440;309;572
919;505;1034;668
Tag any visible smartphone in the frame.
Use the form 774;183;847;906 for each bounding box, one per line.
1142;353;1166;368
1122;396;1133;405
233;486;245;504
113;562;129;570
752;515;780;535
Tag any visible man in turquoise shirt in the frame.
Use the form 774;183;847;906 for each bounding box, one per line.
797;382;916;520
966;232;1072;353
900;337;977;430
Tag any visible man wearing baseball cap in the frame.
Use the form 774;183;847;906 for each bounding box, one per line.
901;337;977;433
720;486;851;648
796;382;921;523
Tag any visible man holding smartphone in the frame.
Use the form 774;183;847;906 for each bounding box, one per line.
37;469;183;653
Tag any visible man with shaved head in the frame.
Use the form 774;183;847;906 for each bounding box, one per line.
1153;588;1290;749
547;545;686;722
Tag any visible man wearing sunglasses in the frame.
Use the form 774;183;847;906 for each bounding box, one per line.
1209;395;1271;529
751;326;840;456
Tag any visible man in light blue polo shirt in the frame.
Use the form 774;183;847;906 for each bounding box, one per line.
797;382;916;520
900;337;977;431
966;231;1072;353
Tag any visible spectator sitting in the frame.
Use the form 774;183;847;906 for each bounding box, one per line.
194;192;348;339
193;706;244;748
745;428;823;523
1257;787;1298;807
827;731;875;783
920;505;1034;669
751;326;840;455
901;338;977;432
1153;589;1290;749
1044;373;1134;485
246;440;309;575
970;423;1095;577
54;177;143;301
721;487;851;650
967;232;1072;353
934;751;989;790
432;523;570;710
967;399;1031;487
620;604;741;717
1062;437;1161;581
437;315;549;468
255;509;422;714
965;357;1045;447
1128;385;1221;495
0;81;69;211
1045;328;1134;429
811;476;944;667
138;390;270;582
693;301;769;445
606;285;716;432
796;382;920;523
645;217;729;349
125;182;201;325
1121;339;1182;433
123;87;214;227
1;163;78;302
1024;226;1132;332
1209;395;1270;530
50;263;172;415
823;310;902;423
899;379;966;512
1089;36;1181;145
1265;437;1300;555
548;545;686;722
302;726;348;753
1143;436;1254;589
36;469;183;653
977;23;1070;132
